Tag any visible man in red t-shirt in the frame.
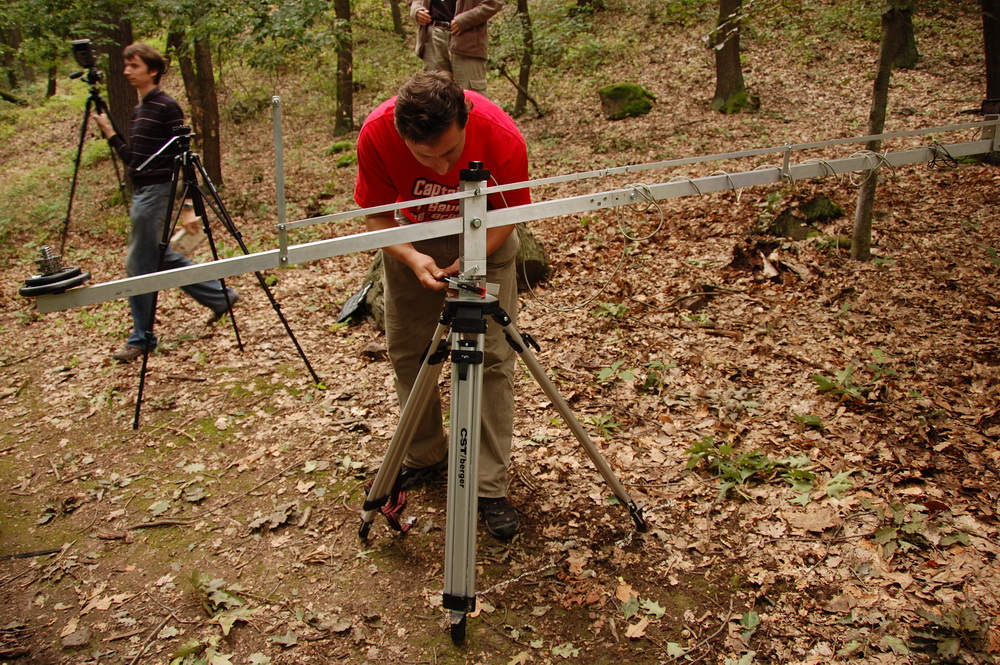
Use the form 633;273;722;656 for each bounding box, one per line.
355;71;530;539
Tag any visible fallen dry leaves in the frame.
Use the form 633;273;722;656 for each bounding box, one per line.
1;5;998;665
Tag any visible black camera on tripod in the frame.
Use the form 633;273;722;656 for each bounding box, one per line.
70;39;103;85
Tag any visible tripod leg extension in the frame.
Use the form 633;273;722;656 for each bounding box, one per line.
499;317;648;532
442;315;486;644
359;321;450;538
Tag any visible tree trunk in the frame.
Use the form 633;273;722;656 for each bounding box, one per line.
852;7;910;262
513;0;534;118
388;0;405;37
46;63;57;98
102;18;136;146
194;37;223;186
167;31;223;186
984;0;1000;98
168;31;201;132
334;0;354;134
891;7;919;69
710;0;749;113
2;27;22;89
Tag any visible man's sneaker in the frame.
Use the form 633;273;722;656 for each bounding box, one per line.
478;496;519;540
399;458;448;490
111;345;144;363
207;291;240;325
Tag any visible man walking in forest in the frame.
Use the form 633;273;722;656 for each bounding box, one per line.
354;70;530;538
92;43;237;363
410;0;503;94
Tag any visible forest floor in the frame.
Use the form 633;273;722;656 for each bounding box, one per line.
1;5;998;665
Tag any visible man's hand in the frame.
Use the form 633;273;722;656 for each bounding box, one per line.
415;7;431;24
409;255;459;291
366;213;459;291
92;111;113;139
182;217;202;235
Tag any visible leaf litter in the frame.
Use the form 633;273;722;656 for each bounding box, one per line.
1;9;998;665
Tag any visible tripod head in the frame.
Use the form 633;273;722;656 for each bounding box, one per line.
137;126;196;172
70;39;104;86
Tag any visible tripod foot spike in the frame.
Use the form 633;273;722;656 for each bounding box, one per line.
627;502;649;533
449;612;467;645
358;519;373;540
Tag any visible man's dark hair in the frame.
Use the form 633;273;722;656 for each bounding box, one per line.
123;43;167;85
394;71;471;144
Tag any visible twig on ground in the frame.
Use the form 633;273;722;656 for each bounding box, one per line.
0;351;43;368
126;615;170;665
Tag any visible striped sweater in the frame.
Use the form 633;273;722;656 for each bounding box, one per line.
108;87;184;188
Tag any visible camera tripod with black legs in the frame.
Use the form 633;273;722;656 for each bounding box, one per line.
358;163;648;645
131;127;320;429
61;39;127;256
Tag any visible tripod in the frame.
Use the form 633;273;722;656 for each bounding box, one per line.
61;72;126;255
359;164;648;645
132;128;320;429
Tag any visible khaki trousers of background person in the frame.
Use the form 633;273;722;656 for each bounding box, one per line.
382;232;519;498
423;25;488;94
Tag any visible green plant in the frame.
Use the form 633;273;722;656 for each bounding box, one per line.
793;413;825;430
328;140;354;155
169;635;233;665
685;436;853;503
740;611;761;642
593;300;628;319
811;350;898;403
335;150;358;168
639;360;675;393
587;414;620;439
985;246;1000;268
686;436;799;499
595;360;635;387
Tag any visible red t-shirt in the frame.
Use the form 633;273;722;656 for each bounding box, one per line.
354;91;530;223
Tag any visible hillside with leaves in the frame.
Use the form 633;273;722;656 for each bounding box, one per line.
1;1;998;664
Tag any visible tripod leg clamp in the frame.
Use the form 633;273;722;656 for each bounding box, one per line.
443;593;475;613
363;478;414;533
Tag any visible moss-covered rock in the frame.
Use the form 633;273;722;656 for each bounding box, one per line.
767;196;845;240
598;83;655;120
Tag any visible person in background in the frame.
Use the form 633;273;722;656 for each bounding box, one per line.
410;0;503;94
93;43;237;363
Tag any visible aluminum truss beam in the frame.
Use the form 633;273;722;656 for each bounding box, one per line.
35;119;998;315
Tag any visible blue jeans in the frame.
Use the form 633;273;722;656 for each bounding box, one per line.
125;182;235;349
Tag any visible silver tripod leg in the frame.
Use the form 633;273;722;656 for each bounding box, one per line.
441;300;489;644
359;320;450;538
499;317;649;533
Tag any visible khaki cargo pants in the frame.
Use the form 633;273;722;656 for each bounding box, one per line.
382;232;519;498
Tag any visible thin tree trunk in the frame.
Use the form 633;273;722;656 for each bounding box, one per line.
984;0;1000;98
334;0;353;133
2;28;22;89
388;0;405;37
194;37;222;186
852;7;910;262
167;31;222;186
46;64;57;98
513;0;534;118
102;18;136;146
891;9;919;69
168;31;202;134
710;0;748;113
